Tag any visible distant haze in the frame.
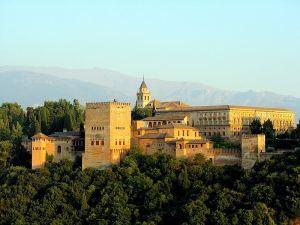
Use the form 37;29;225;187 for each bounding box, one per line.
0;66;300;120
0;1;299;97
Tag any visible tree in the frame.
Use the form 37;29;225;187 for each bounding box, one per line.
262;119;275;139
178;165;191;190
131;106;153;120
0;140;12;167
34;118;41;134
81;192;88;210
184;198;210;225
250;119;262;134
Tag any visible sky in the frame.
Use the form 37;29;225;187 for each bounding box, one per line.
0;0;300;97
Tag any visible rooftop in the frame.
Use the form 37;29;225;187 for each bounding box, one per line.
142;114;187;121
157;123;198;130
49;131;81;138
139;133;173;139
156;105;293;113
32;132;49;139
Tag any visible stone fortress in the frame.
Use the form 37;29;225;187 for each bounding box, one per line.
22;79;295;170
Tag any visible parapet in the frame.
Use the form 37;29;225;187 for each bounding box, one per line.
86;101;131;109
242;134;265;138
207;148;241;156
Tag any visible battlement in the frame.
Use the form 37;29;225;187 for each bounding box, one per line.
242;134;265;139
203;148;241;156
86;101;131;109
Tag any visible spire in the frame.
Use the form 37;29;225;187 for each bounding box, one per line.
139;76;148;90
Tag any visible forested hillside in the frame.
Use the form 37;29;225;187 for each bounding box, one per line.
0;149;299;225
0;99;299;225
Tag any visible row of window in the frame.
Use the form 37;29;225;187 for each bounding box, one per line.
91;140;104;146
203;132;226;137
178;143;205;149
177;130;198;137
92;126;104;131
115;140;126;145
33;147;45;150
138;95;150;101
198;112;227;117
147;121;183;127
115;126;125;130
202;131;248;137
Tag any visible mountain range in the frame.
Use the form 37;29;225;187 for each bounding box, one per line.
0;66;299;117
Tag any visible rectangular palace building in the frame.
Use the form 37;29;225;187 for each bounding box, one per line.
156;105;295;140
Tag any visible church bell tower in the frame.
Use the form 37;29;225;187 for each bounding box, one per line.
136;77;151;108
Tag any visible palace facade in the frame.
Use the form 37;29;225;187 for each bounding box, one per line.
136;79;295;140
22;79;295;170
156;105;295;140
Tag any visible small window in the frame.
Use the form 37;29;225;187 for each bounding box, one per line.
101;141;104;145
91;141;94;146
57;146;62;154
96;141;99;145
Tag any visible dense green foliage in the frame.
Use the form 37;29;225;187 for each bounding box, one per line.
250;119;275;139
210;134;240;149
0;149;299;225
25;99;84;136
0;100;84;167
131;106;153;120
250;118;263;134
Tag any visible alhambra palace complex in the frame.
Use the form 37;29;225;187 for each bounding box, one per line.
22;80;295;170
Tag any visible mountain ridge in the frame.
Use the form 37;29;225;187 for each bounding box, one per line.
0;66;299;117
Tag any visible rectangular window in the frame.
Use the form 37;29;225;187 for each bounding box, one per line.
96;141;99;145
91;141;94;146
101;141;104;145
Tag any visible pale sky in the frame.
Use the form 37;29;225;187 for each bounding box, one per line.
0;0;300;97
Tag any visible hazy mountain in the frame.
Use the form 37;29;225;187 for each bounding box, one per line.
0;66;300;117
0;70;130;107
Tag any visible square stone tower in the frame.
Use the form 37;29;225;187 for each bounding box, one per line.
82;101;131;169
241;134;266;169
